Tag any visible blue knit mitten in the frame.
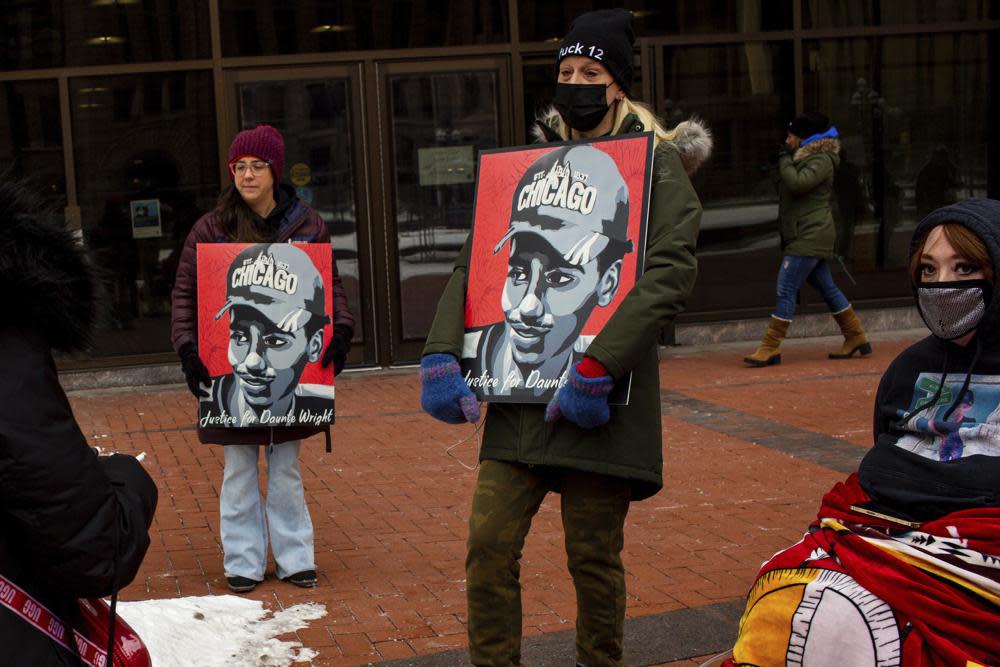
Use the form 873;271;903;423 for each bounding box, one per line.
545;365;614;428
420;354;480;424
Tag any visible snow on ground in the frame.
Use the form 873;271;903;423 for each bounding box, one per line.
116;595;326;666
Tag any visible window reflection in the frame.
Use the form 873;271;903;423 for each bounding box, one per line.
803;33;989;290
390;71;499;341
518;1;792;41
804;0;994;28
219;0;509;56
238;78;364;347
0;81;65;205
0;1;209;70
71;71;218;358
660;42;796;314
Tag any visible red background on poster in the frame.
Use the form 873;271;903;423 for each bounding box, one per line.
196;243;335;387
464;136;650;333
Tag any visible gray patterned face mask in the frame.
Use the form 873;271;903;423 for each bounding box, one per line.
916;280;991;340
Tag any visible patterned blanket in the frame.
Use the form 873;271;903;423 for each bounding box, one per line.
725;474;1000;666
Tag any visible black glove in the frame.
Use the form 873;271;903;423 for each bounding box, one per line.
777;142;792;159
98;453;158;530
178;342;210;398
321;324;353;375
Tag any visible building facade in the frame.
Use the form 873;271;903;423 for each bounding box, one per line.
1;1;996;370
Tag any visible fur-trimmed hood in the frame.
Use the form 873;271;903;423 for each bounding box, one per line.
531;107;713;176
793;137;841;163
0;181;97;351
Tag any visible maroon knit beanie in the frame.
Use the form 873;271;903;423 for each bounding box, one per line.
227;124;285;183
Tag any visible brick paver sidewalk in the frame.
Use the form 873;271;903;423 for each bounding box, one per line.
66;332;921;666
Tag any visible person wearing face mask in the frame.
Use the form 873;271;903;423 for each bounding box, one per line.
744;111;871;367
860;199;1000;517
716;199;1000;666
419;9;712;667
171;125;355;594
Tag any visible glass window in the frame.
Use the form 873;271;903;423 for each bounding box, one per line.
804;0;995;28
237;77;367;356
802;33;990;302
0;1;210;70
219;0;509;57
518;1;792;42
388;70;500;343
0;81;65;205
659;42;796;315
522;60;556;136
70;71;219;359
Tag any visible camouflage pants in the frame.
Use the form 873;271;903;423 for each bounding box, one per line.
466;460;631;667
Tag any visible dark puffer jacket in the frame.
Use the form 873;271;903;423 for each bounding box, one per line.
0;182;158;665
170;183;355;445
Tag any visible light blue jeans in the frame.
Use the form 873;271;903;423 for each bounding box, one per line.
774;255;850;320
221;440;314;581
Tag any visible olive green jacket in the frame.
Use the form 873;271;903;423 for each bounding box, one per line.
422;112;711;500
777;137;841;258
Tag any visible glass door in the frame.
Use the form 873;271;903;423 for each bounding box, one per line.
226;65;374;368
376;58;512;364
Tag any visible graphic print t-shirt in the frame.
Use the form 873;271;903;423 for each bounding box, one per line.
859;335;1000;520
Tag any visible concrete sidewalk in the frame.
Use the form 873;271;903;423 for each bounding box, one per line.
67;330;924;666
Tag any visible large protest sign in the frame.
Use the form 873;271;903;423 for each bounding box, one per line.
197;242;335;428
462;133;654;404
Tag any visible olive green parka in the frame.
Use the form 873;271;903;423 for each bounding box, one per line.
422;111;711;500
777;137;841;258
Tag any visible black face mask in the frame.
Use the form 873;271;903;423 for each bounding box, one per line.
553;82;614;132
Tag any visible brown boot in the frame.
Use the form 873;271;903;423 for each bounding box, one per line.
744;316;790;367
829;305;872;359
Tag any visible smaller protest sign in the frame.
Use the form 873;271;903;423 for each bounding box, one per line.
196;242;335;428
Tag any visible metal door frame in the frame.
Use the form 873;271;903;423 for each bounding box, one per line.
223;64;378;369
370;56;514;365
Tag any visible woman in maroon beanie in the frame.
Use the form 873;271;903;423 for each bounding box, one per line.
170;125;355;593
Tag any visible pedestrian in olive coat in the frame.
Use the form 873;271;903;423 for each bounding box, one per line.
419;9;712;666
745;111;871;367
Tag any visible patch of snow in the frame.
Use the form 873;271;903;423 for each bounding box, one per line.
116;595;326;666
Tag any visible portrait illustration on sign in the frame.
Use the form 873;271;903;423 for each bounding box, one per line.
196;242;335;428
462;134;653;403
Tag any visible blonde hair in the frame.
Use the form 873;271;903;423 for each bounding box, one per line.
549;97;677;148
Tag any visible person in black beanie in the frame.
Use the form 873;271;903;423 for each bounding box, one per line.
419;8;713;667
744;110;871;367
557;8;635;94
788;111;830;141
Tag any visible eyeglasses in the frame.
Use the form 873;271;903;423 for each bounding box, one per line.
229;160;270;177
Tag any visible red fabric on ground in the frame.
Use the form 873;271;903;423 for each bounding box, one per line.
815;475;1000;666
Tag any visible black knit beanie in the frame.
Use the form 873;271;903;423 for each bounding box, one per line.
558;9;635;96
788;111;831;139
